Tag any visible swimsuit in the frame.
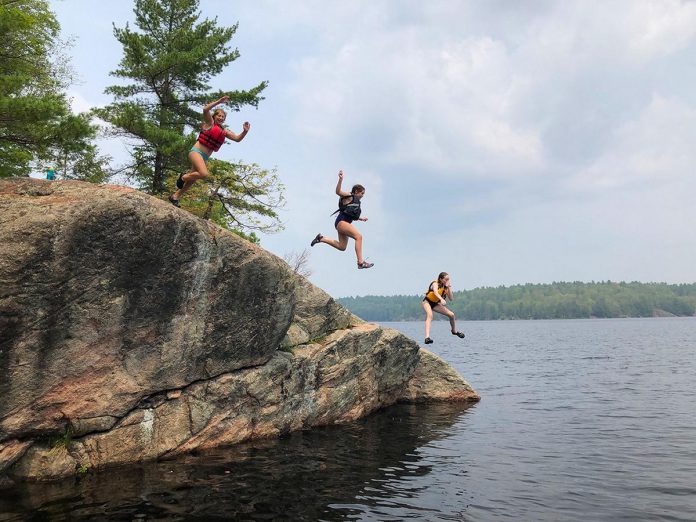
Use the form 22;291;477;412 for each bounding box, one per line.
334;212;353;228
190;147;210;162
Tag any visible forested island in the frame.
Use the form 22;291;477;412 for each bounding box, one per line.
337;281;696;321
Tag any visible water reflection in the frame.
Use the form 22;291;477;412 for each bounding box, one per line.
1;402;474;521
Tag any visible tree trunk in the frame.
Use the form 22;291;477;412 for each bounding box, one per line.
153;151;164;194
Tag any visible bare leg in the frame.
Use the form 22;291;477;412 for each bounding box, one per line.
173;151;209;200
335;221;364;263
422;300;433;339
433;304;457;333
320;232;349;252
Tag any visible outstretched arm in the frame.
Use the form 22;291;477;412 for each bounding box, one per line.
202;95;230;126
225;121;250;142
335;170;351;197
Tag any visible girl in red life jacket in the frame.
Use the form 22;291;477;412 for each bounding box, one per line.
169;95;250;206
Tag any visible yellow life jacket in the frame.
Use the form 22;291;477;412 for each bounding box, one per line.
425;280;447;303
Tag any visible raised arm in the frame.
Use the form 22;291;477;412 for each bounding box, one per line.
202;95;230;126
446;284;453;301
225;121;250;142
335;170;351;197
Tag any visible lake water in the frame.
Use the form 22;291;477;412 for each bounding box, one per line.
2;318;695;521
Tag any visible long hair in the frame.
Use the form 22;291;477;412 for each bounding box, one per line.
437;272;449;284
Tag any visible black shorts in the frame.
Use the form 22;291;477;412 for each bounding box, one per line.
423;298;441;309
334;212;353;228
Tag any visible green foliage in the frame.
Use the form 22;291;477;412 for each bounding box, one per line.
0;0;110;178
45;112;113;183
97;0;267;194
49;425;73;452
337;281;696;321
168;159;284;242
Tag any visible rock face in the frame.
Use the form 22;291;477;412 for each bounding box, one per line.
0;178;479;481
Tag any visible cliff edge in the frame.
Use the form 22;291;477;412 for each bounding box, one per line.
0;178;479;481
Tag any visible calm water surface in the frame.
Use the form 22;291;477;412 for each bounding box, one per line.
2;318;695;521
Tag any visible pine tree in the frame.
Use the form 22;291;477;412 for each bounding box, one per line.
97;0;267;195
0;0;104;177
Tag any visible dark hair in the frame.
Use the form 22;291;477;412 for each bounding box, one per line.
351;184;365;195
438;272;449;283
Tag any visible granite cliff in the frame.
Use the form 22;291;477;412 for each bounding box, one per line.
0;178;479;481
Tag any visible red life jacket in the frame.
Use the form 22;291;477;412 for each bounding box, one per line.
197;123;226;152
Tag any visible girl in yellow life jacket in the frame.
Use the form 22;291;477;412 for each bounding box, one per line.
422;272;465;344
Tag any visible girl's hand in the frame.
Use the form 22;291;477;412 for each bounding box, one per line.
338;170;344;180
440;299;447;305
242;121;250;132
219;95;230;104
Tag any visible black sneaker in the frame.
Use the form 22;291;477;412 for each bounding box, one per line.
452;331;465;338
311;233;323;246
168;194;181;207
424;337;433;344
357;261;374;269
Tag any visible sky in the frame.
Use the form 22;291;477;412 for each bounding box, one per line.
50;0;696;298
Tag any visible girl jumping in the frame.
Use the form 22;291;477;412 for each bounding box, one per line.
169;95;250;206
422;272;465;344
310;170;374;269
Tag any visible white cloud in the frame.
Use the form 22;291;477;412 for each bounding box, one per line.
53;0;696;296
567;94;696;192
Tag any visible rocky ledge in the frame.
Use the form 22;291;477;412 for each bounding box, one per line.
0;178;479;481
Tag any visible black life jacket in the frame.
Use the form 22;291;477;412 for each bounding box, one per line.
331;194;361;220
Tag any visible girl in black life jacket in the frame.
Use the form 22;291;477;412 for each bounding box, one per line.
422;272;465;344
310;170;374;269
169;95;250;207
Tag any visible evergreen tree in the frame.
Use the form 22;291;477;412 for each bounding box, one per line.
97;0;267;195
0;0;110;178
337;281;696;321
49;113;112;183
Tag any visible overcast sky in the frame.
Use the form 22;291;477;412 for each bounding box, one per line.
51;0;696;298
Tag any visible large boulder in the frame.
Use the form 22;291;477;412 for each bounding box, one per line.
0;179;479;480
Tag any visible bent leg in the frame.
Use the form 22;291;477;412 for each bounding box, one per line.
320;232;349;251
336;221;364;263
433;304;457;332
173;152;209;199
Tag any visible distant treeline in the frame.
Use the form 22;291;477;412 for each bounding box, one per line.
336;282;696;321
